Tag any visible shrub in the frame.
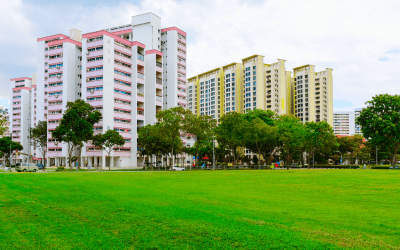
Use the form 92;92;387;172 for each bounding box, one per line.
56;166;65;172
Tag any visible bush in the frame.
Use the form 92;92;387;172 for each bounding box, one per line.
304;165;359;169
370;165;393;169
56;166;65;172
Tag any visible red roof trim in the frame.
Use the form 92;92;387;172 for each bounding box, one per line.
161;27;187;36
10;77;31;81
145;49;163;56
82;30;146;49
48;38;82;47
13;87;31;91
37;34;69;42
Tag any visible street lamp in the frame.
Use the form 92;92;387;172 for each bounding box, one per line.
27;118;30;172
212;135;215;171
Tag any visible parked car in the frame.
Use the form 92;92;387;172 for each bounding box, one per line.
36;164;44;169
15;163;38;172
290;163;300;168
171;166;185;171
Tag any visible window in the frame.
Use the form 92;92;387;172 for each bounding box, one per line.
87;86;103;91
87;56;103;62
114;70;131;77
88;66;103;71
114;89;131;95
88;46;103;52
87;97;103;101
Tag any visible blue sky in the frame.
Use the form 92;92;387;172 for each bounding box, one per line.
2;0;400;112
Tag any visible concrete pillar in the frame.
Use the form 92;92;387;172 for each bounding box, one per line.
46;157;51;168
110;156;114;169
88;157;92;169
101;155;106;169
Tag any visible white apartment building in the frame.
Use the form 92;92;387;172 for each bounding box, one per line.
11;12;187;168
333;109;364;136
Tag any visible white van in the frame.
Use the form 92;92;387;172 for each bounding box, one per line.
15;163;38;172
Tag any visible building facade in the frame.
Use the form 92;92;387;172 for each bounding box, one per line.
9;13;187;168
332;109;364;136
188;55;333;125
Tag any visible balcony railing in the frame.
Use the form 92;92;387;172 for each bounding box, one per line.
156;96;163;102
137;54;144;61
137;73;144;79
156;62;162;68
156;78;162;84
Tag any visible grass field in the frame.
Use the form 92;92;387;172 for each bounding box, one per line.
0;170;399;249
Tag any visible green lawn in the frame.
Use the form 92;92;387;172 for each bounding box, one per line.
0;170;399;249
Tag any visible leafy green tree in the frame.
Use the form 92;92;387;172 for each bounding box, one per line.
0;137;23;165
29;121;47;166
0;107;8;136
93;129;125;170
356;94;400;167
243;118;278;169
216;112;246;167
304;121;338;168
52;100;101;170
156;107;191;169
241;109;276;126
186;114;216;168
276;115;306;169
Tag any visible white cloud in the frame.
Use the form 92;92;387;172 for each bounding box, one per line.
1;0;400;111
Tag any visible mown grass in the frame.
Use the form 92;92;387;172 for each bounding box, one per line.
0;170;399;249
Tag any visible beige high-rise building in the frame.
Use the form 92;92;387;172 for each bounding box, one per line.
187;55;333;126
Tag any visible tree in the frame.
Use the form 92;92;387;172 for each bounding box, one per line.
0;137;23;166
276;115;306;169
0;107;8;136
216;112;246;167
30;121;47;166
356;94;400;167
93;129;125;170
52;100;101;170
241;109;276;126
186;114;216;168
304;121;338;169
156;107;192;169
243;118;278;169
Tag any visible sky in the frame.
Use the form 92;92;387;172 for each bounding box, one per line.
1;0;400;112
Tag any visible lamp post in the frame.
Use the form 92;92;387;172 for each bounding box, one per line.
212;135;215;171
27;118;30;172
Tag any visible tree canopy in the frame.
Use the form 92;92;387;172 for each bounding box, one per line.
52;99;101;169
356;94;400;166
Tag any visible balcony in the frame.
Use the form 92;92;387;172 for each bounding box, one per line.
156;62;162;68
156;96;163;102
137;73;144;79
137;54;144;61
156;78;162;84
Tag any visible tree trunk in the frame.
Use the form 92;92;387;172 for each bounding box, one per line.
78;145;82;170
307;151;311;170
392;144;398;167
171;145;174;171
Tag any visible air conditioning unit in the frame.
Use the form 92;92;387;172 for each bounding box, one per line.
86;51;90;55
86;79;90;82
86;69;90;72
55;95;58;98
90;90;94;94
56;66;60;69
57;76;61;79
